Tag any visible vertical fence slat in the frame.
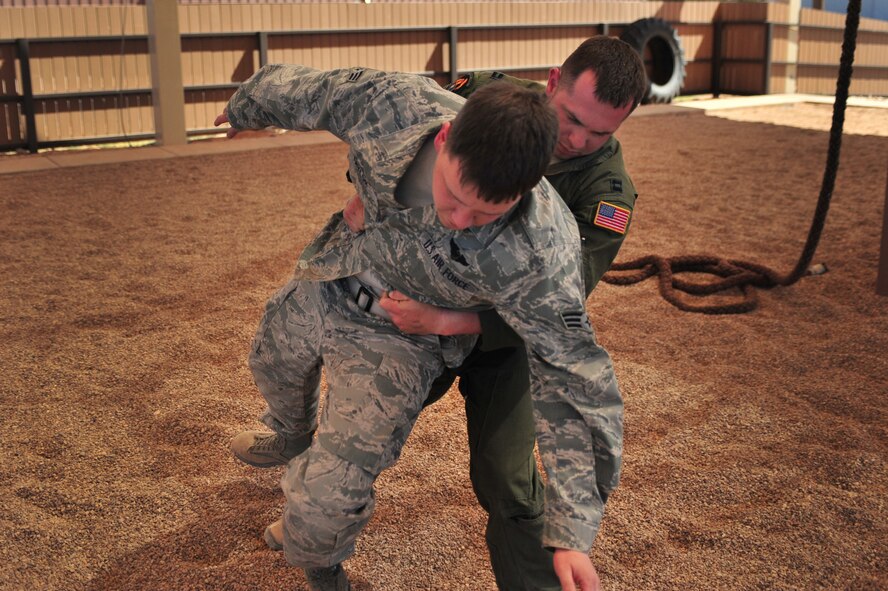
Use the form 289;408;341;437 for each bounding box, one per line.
712;19;722;97
448;25;457;81
764;21;773;94
16;38;38;152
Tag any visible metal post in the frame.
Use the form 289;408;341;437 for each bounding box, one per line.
448;26;458;83
711;21;722;98
764;22;773;94
877;162;888;296
258;31;268;68
601;23;609;36
17;39;39;153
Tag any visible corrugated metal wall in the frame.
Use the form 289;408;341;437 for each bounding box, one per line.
797;7;888;95
1;1;886;149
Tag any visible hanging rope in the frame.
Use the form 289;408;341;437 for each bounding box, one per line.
602;0;863;314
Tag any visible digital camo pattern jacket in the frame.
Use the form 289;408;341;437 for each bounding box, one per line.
225;64;623;552
448;71;638;352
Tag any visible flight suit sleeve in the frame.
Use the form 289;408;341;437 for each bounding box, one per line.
570;183;635;299
494;240;623;553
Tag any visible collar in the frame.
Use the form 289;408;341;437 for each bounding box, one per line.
545;136;618;176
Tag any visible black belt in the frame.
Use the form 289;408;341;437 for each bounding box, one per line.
345;276;391;319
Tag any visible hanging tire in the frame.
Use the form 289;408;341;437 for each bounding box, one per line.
620;18;687;104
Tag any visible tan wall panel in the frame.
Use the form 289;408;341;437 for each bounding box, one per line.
673;1;720;24
799;26;842;64
458;26;600;71
676;23;713;61
797;67;832;95
267;30;446;74
723;23;767;60
769;62;788;94
721;63;765;94
0;101;23;144
35;95;152;141
185;87;231;132
766;2;790;24
28;40;149;92
181;37;257;86
170;2;698;35
0;42;17;95
855;30;888;67
683;61;711;94
801;7;888;32
798;64;888;96
718;2;768;22
770;24;790;64
0;6;148;38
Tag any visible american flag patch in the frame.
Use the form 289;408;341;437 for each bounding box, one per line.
593;201;630;235
560;311;591;330
347;69;365;82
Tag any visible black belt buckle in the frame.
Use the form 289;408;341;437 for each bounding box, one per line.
355;285;374;312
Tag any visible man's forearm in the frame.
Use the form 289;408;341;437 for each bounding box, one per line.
436;309;482;336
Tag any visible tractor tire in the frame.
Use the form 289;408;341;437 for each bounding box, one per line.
620;18;687;104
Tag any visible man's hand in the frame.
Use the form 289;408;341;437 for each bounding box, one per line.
343;193;366;232
213;110;241;139
378;291;481;336
553;549;600;591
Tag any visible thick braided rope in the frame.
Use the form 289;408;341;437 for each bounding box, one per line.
602;0;862;314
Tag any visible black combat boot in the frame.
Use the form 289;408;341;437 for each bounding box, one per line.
304;564;351;591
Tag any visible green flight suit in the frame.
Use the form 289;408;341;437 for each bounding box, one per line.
424;71;637;591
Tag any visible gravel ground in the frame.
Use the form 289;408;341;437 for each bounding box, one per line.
1;104;886;590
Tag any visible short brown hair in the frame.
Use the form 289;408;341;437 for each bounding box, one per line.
445;82;558;204
560;36;647;111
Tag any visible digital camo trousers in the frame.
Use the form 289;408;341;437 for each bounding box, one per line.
248;277;468;567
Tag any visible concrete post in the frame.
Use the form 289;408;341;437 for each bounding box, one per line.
147;0;187;145
785;0;802;94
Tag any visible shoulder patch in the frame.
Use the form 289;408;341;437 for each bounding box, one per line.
446;74;472;93
491;71;505;80
593;201;631;235
560;311;591;331
610;178;623;193
346;68;365;83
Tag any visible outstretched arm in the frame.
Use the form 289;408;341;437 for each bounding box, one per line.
213;110;241;138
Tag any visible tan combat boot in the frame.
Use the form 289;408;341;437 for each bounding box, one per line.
230;430;312;467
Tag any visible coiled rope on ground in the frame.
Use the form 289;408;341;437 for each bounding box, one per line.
602;0;862;314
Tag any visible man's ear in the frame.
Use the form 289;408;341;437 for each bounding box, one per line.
434;121;451;152
546;67;561;98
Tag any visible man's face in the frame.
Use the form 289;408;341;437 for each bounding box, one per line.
546;67;634;160
431;123;520;231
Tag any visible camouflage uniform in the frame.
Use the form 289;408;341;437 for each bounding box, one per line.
423;71;637;590
226;65;622;569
